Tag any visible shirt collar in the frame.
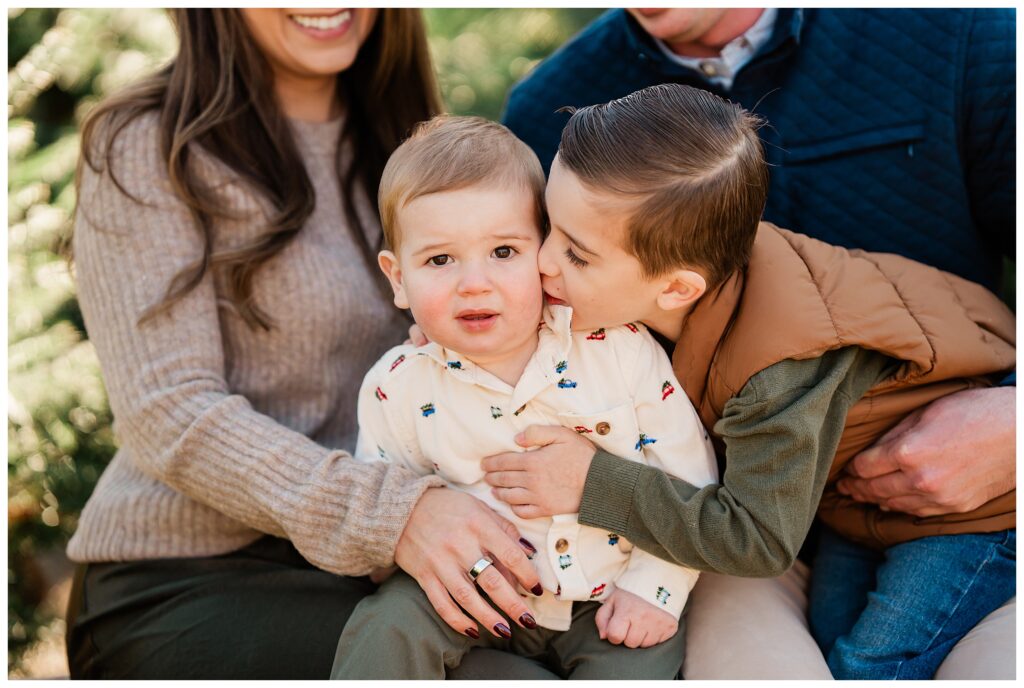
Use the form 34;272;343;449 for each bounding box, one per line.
652;9;777;88
620;8;804;80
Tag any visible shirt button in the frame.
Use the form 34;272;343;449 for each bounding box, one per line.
555;538;569;553
700;62;718;77
595;422;611;435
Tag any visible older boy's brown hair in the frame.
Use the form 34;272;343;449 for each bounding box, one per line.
379;115;546;251
558;84;768;287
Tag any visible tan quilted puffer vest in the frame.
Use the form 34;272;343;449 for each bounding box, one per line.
672;223;1015;549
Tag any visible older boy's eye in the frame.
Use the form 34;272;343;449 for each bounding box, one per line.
493;245;516;259
564;247;588;268
428;255;451;266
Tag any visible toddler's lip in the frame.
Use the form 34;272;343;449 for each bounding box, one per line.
456;309;498;319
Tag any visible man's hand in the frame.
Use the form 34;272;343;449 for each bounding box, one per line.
595;588;679;648
837;386;1015;516
482;425;597;518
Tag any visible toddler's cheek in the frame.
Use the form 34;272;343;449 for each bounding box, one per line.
406;286;452;335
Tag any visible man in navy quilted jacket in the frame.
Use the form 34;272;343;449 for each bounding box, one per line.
500;8;1015;680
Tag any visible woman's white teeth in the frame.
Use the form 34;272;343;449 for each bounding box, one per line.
291;11;351;30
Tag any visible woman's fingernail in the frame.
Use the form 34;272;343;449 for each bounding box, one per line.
494;622;512;639
531;583;544;596
465;627;480;639
519;612;538;629
519;538;537;554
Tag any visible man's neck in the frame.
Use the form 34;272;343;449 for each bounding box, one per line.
665;8;765;58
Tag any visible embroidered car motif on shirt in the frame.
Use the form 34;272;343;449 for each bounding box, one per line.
607;533;619;546
574;425;593;434
555;360;567;373
590;583;607;599
661;381;675;400
586;328;606;341
558;554;573;570
490;406;503;419
420;403;435;417
557;378;577;389
625;323;639;333
389;354;406;372
656;586;671;605
635;433;657;451
447;360;462;370
374;387;387;401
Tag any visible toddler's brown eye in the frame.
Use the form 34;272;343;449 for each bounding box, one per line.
429;255;450;266
493;246;514;259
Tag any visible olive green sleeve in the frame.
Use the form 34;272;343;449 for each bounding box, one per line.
578;346;894;577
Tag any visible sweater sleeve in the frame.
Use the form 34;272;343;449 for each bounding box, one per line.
72;115;445;576
577;347;893;577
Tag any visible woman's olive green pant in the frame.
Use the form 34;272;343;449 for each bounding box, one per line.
65;536;560;679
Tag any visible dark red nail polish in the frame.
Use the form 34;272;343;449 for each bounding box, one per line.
519;537;538;554
494;622;512;639
531;583;544;596
519;612;537;629
465;627;480;639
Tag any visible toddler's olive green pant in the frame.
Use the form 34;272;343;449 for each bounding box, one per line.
331;571;686;679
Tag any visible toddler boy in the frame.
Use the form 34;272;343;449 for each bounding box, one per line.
330;116;718;679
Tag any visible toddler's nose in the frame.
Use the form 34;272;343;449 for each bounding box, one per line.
456;264;492;295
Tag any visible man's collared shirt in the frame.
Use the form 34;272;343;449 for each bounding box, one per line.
653;8;778;91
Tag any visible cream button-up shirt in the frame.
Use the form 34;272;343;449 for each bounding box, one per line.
355;305;718;630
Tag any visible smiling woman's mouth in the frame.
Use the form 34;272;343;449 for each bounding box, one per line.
288;9;353;38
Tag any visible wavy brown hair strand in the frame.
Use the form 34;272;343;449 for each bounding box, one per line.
76;9;441;330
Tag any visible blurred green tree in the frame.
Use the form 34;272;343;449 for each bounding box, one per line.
6;7;603;674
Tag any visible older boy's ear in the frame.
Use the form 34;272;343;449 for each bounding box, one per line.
656;268;707;312
377;250;409;310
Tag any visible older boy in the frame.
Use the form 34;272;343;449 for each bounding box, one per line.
330;116;718;679
484;84;1015;679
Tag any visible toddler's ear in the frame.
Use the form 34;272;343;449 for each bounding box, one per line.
656;268;706;312
378;250;410;310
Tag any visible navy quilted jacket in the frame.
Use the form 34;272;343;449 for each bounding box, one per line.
503;9;1015;290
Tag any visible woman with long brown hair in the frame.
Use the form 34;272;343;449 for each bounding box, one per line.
64;9;546;678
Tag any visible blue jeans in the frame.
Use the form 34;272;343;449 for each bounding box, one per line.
808;526;1016;680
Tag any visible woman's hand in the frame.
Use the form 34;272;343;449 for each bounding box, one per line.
482;425;597;518
395;487;542;639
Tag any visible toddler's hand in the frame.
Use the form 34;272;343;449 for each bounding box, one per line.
595;588;679;648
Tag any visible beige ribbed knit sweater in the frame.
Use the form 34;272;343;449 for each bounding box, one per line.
66;112;446;575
